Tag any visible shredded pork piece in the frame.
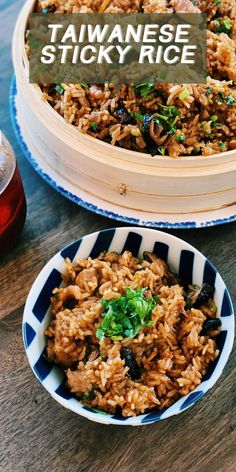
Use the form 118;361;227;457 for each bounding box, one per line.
171;0;201;13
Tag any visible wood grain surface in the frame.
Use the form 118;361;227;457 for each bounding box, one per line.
0;1;236;471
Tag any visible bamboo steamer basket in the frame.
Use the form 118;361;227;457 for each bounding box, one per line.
12;0;236;215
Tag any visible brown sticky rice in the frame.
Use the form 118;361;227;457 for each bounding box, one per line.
32;0;236;157
45;250;220;417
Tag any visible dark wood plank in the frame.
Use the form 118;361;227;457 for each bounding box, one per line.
0;0;124;319
0;182;122;317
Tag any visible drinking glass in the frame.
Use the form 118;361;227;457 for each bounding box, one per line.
0;131;26;255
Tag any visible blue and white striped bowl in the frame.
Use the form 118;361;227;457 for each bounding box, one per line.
23;227;234;425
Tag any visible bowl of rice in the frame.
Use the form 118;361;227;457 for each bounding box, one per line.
12;0;236;218
23;227;234;425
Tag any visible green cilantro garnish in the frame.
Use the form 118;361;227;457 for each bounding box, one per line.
157;104;179;118
156;104;179;122
96;288;157;341
80;82;89;89
131;111;144;121
219;142;225;149
55;84;65;95
141;105;179;150
214;0;221;5
90;121;99;131
175;134;186;142
158;146;166;156
153;104;180;136
135;83;153;97
168;126;177;136
178;89;190;101
222;18;231;32
214;18;232;34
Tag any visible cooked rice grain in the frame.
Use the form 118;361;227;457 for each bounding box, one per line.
34;0;236;157
45;251;220;417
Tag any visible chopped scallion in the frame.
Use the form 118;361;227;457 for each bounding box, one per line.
179;89;190;100
158;146;166;156
80;82;89;89
55;84;65;95
90;121;99;131
175;134;186;142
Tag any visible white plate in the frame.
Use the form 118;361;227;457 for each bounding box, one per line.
10;77;236;229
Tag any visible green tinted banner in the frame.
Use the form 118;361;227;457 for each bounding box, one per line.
29;13;207;84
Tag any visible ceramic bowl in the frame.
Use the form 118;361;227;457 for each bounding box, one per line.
23;227;234;425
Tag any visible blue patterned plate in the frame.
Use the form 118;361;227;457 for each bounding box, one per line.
23;227;234;425
10;77;236;229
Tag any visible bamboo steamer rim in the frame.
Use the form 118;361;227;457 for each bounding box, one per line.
13;0;236;166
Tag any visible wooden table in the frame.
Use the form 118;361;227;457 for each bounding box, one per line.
0;2;236;471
